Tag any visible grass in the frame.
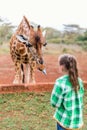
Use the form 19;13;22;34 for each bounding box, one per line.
0;43;10;55
0;92;55;130
0;90;87;130
0;42;83;55
43;43;83;55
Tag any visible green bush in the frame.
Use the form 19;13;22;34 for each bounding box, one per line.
47;38;62;43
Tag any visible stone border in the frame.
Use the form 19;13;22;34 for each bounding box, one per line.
0;82;53;94
0;81;87;94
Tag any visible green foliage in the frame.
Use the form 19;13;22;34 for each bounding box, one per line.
47;37;62;43
45;24;87;51
0;18;15;44
77;35;87;41
44;27;61;40
45;25;87;52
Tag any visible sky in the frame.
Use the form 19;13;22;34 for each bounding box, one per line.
0;0;87;30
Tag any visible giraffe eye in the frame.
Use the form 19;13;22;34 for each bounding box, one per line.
39;59;43;64
43;42;47;46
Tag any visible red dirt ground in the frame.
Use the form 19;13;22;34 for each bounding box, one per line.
0;53;87;93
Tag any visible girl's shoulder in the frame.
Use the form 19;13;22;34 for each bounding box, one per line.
56;75;69;82
55;75;70;89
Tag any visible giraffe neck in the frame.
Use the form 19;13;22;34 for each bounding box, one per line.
28;47;39;64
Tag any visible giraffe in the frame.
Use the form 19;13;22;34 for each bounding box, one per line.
10;16;47;84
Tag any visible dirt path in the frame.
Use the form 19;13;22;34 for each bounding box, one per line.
0;53;87;93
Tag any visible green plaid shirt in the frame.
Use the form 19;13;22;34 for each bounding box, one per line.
51;75;84;129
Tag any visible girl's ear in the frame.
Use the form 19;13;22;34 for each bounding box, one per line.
59;65;67;74
58;65;64;73
61;66;65;72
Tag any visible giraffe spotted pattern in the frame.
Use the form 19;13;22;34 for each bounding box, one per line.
10;16;47;84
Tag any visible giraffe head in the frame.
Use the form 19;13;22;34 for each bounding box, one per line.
29;25;47;63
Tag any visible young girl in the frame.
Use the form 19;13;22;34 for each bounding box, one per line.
50;54;84;130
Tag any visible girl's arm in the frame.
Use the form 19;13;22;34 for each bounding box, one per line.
50;80;63;108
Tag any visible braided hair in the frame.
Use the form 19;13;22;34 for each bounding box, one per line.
59;54;79;92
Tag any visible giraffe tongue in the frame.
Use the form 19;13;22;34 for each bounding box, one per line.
42;69;47;75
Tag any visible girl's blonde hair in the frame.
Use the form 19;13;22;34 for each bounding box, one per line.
59;54;79;92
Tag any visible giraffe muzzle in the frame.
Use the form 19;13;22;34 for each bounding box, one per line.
38;68;47;75
42;69;47;75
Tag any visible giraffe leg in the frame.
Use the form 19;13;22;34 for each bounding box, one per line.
13;62;21;84
29;61;36;84
21;64;25;83
25;64;30;84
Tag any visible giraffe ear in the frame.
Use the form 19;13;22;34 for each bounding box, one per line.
16;35;28;43
16;35;32;47
42;30;46;37
43;42;47;46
